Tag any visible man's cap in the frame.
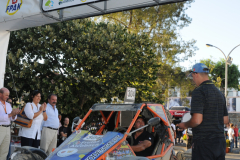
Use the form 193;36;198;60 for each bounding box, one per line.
188;63;209;78
136;115;147;124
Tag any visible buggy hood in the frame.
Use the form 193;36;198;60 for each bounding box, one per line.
46;131;124;160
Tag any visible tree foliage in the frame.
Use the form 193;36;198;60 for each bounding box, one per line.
97;1;198;101
99;1;197;62
200;58;240;90
5;19;159;117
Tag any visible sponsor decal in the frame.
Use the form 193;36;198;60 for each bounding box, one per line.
45;0;54;7
57;148;78;157
85;135;121;160
59;0;74;5
174;112;183;116
83;134;104;141
5;0;22;15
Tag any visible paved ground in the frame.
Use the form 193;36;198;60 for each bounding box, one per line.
173;143;240;160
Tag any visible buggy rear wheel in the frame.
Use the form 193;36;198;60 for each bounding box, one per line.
12;153;44;160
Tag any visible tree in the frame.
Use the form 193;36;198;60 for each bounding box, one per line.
97;1;198;101
200;58;221;88
200;58;240;90
5;19;159;117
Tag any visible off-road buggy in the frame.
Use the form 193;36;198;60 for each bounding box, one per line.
12;103;174;160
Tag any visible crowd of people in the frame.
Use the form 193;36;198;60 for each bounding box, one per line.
0;88;73;160
225;123;239;152
171;121;187;145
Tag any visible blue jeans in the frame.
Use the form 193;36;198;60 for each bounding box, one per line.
235;137;238;148
230;139;234;152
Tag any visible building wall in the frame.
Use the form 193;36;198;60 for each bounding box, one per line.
228;113;240;126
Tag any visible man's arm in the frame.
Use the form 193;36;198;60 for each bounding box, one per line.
179;89;204;129
60;131;67;137
178;113;203;129
131;140;152;152
223;116;229;125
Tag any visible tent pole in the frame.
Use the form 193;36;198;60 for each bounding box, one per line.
0;31;10;88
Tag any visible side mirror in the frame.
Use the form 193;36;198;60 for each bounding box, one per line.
148;117;160;126
73;117;80;124
127;117;161;137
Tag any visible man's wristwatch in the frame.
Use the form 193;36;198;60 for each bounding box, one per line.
43;110;46;112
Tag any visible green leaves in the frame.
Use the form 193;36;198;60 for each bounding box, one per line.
200;58;240;90
5;19;158;118
99;2;197;103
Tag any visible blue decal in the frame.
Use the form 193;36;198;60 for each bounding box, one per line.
47;131;123;160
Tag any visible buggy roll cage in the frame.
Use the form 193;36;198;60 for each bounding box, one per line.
75;103;174;159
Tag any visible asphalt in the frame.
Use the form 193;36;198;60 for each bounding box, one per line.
173;143;240;160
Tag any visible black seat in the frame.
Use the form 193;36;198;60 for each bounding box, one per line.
151;133;161;155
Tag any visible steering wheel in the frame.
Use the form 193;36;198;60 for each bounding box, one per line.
113;127;134;146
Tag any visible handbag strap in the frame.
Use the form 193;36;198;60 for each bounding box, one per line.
20;103;34;115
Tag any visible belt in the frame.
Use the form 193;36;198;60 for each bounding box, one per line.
0;125;10;127
46;127;58;130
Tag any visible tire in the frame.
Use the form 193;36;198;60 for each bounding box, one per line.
176;150;192;160
12;153;44;160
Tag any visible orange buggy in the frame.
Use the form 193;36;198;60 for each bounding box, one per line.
12;103;174;160
45;103;174;160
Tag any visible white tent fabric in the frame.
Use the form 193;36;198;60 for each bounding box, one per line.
0;31;10;88
0;0;188;88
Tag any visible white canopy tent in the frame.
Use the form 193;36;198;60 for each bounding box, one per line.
0;0;188;88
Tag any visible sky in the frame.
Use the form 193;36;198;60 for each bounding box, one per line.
179;0;240;71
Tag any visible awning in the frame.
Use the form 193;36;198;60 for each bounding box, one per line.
0;0;189;32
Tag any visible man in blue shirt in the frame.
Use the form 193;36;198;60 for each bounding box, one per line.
40;94;59;155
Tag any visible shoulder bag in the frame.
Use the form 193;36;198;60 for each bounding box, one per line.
14;104;33;128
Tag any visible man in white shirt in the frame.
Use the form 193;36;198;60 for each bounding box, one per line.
228;123;235;153
40;94;59;155
171;122;176;145
0;87;20;159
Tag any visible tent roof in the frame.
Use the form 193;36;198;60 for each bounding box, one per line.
0;0;189;32
42;0;189;21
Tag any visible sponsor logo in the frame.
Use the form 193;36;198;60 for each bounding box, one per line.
57;148;78;157
174;112;183;116
45;0;54;7
83;134;104;141
5;0;22;15
59;0;74;5
81;0;87;2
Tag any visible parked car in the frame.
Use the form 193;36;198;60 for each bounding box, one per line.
169;106;191;118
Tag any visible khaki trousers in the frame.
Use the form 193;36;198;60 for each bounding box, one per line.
0;126;10;160
40;127;58;155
